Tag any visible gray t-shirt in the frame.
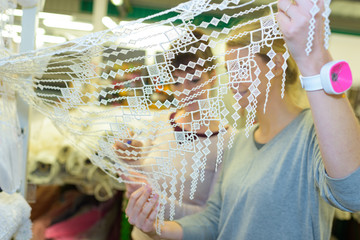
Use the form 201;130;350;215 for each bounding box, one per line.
177;109;360;240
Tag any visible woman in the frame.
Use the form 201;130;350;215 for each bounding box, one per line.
115;29;233;240
124;0;360;239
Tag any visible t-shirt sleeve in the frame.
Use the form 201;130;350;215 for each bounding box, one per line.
312;124;360;212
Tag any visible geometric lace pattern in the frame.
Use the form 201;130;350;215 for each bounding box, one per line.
0;0;332;232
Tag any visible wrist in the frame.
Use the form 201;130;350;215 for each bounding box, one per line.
296;50;333;77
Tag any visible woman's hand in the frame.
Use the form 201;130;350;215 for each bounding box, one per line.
122;171;149;198
125;185;159;237
114;134;143;161
277;1;360;180
276;0;332;76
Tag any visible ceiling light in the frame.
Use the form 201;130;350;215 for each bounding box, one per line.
37;35;66;44
2;31;66;45
1;30;18;39
38;12;73;21
0;13;10;21
43;19;94;31
9;9;23;17
102;16;118;29
4;24;45;35
4;25;22;33
111;0;123;6
11;9;73;21
13;35;22;44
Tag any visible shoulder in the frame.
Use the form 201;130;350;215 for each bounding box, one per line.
300;108;314;125
288;108;315;137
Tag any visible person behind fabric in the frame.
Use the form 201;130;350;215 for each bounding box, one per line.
123;1;360;239
115;29;233;240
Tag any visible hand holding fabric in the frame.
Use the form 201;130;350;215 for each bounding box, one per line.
122;171;149;198
113;131;143;161
125;185;159;238
277;0;332;76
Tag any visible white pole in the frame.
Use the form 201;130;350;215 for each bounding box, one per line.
91;0;108;83
17;6;38;197
92;0;108;32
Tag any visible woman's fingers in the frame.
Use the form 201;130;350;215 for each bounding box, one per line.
277;0;330;67
137;193;159;231
278;0;313;17
125;182;142;198
130;139;143;148
124;184;159;234
277;0;319;36
276;9;291;34
122;173;141;182
122;171;148;185
146;202;159;225
141;201;159;233
121;171;150;198
114;139;143;161
278;0;296;18
114;139;143;150
125;185;153;225
128;170;148;180
277;0;304;36
125;185;145;216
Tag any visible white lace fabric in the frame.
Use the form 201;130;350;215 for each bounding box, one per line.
0;0;331;232
0;0;23;194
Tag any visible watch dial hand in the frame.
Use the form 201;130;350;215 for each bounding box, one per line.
331;63;345;82
331;72;338;82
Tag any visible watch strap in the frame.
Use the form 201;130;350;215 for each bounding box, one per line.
300;74;323;91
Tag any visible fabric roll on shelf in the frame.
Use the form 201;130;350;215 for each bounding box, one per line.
0;192;32;240
57;144;73;165
86;165;116;201
28;151;60;185
94;180;115;202
0;99;23;194
27;113;126;201
65;149;89;176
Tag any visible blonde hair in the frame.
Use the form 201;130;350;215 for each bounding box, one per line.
226;20;308;108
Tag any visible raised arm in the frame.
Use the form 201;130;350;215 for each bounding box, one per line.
277;0;360;178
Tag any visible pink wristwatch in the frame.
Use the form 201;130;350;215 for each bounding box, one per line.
300;60;353;95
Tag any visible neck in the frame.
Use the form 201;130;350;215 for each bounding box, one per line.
254;92;303;144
